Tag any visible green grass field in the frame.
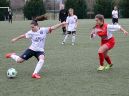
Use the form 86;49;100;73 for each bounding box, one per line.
0;19;129;96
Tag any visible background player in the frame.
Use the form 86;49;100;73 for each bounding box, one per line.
5;17;66;79
91;14;128;71
112;6;118;24
62;8;78;45
59;4;68;35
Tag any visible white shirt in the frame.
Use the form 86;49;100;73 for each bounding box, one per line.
66;15;78;31
106;24;121;39
112;10;118;18
25;27;50;52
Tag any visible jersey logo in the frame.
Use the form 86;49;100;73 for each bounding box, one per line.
40;31;43;34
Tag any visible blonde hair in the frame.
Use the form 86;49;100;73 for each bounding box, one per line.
68;8;74;16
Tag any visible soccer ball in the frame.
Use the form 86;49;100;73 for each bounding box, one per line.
7;68;17;78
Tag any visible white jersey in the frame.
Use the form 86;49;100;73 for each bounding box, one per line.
106;24;121;39
66;15;78;31
112;10;118;18
25;27;50;52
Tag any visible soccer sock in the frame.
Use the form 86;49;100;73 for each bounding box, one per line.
63;34;69;42
11;54;20;62
105;55;112;65
72;35;76;43
33;59;44;74
98;53;104;66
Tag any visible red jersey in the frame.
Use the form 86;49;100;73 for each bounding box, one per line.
95;23;114;49
95;23;109;40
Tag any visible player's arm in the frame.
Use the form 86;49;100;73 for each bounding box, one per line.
75;17;78;29
120;27;128;36
50;22;66;31
90;29;97;39
107;24;128;35
11;34;26;43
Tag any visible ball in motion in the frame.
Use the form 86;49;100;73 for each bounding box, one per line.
7;68;17;78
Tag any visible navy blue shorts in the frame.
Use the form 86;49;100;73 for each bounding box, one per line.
67;31;76;34
112;18;118;24
20;49;45;61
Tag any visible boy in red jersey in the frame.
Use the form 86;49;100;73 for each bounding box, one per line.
91;14;128;71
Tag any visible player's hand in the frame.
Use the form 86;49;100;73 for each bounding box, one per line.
62;21;67;24
62;22;67;26
124;31;128;36
11;38;17;43
90;33;94;38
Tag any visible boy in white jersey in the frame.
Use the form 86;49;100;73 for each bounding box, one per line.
62;8;78;45
112;6;118;24
5;19;66;79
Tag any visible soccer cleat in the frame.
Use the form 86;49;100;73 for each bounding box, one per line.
32;73;41;79
62;42;65;45
97;66;105;71
5;53;16;58
105;64;113;70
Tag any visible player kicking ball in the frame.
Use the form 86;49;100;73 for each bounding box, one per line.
62;8;78;45
5;17;66;79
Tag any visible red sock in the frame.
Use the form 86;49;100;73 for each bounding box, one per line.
105;56;112;64
98;53;104;66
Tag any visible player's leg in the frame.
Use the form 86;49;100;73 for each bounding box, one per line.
61;21;66;35
71;31;76;45
5;53;25;63
5;49;33;63
8;17;10;23
11;17;12;23
32;52;45;79
62;31;70;44
115;18;118;24
112;18;115;24
104;50;112;65
97;44;109;71
62;25;66;35
104;50;113;70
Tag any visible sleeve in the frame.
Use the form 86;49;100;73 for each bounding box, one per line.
25;31;32;38
41;27;52;34
107;24;121;32
112;10;114;15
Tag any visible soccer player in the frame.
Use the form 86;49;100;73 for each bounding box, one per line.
90;14;128;71
112;6;118;24
8;9;13;23
5;19;66;79
59;4;68;35
62;8;78;45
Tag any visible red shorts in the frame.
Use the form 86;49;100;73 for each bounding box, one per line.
101;37;115;50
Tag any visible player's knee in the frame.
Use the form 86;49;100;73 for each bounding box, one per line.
16;58;24;63
38;59;44;64
72;34;76;36
98;49;103;53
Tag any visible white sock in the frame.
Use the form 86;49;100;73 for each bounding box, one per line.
63;34;69;42
72;35;76;43
11;54;20;62
33;59;44;74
